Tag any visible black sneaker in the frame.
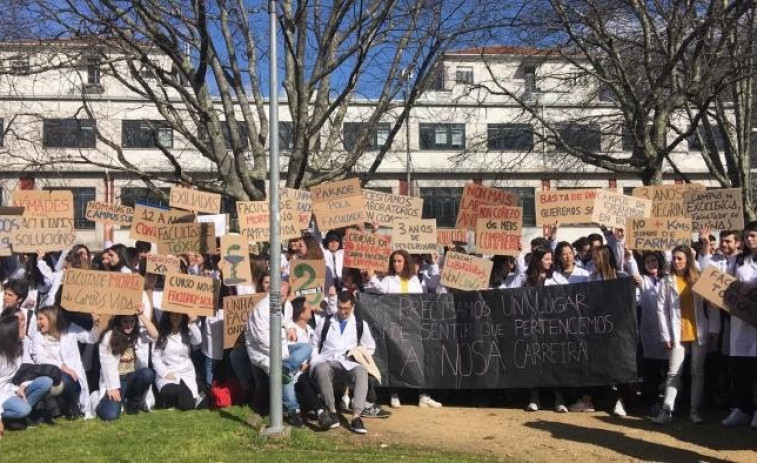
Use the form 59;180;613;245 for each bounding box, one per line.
350;417;367;434
361;404;391;419
3;419;28;431
286;412;305;428
318;411;340;430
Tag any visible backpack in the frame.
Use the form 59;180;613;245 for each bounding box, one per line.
318;312;364;353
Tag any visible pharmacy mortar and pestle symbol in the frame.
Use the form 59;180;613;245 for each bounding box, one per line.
223;244;246;285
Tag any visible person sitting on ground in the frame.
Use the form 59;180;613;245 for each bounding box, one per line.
153;312;206;411
311;291;376;434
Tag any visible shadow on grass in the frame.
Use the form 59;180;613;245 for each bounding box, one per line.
524;419;731;463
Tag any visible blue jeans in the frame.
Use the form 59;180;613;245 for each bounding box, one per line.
61;373;82;410
1;376;54;419
282;381;299;415
283;343;312;375
96;368;155;421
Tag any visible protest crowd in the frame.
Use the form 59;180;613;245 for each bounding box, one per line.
1;181;756;439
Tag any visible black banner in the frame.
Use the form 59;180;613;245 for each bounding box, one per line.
358;279;638;389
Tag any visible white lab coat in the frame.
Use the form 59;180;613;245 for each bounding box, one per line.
30;323;99;417
561;266;591;284
244;295;293;374
98;329;154;395
0;355;22;416
153;323;202;398
310;313;376;372
730;256;757;357
637;275;668;360
657;274;720;347
365;274;423;294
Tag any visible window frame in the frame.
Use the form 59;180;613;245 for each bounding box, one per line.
42;118;97;149
342;122;391;152
487;123;534;151
554;122;602;153
122;120;174;149
419;123;466;151
420;187;463;228
455;66;474;85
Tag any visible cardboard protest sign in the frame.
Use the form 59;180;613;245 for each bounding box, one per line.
724;280;757;328
223;293;267;349
197;214;228;237
632;183;704;218
536;189;598;225
237;200;301;242
156;222;216;255
145;254;182;275
475;205;522;256
440;252;493;291
290;259;326;306
162;272;215;316
60;269;144;315
683;188;744;231
692;265;737;311
12;190;74;219
0;214;23;256
436;228;468;247
130;205;195;242
281;187;312;231
310;178;367;230
12;228;77;253
169;186;221;214
591;190;652;229
218;234;253;287
85;201;134;226
342;229;393;271
456;183;519;230
392;218;437;254
362;189;423;227
625;217;692;251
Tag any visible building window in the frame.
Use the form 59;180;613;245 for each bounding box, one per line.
621;125;657;152
122;120;173;149
420;187;463;228
599;82;614;102
11;59;30;74
455;66;473;84
280;121;295;150
509;187;536;227
222;121;250;150
688;127;727;152
523;65;537;93
119;187;170;209
419;123;465;150
43;119;96;148
86;58;101;85
343;122;391;152
428;67;446;90
487;124;534;151
44;187;96;230
554;123;601;153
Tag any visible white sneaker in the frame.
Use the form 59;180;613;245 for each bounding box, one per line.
341;394;351;411
652;405;673;425
526;402;539;412
555;404;568;413
418;394;442;408
751;412;757;429
390;393;401;409
567;400;595;412
722;408;750;427
612;400;627;417
690;408;704;425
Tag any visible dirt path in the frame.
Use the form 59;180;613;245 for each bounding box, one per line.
341;407;756;462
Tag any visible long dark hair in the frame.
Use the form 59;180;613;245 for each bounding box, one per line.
736;221;757;267
155;312;189;351
489;255;516;288
102;314;140;356
107;244;134;272
387;249;413;279
554;241;574;271
525;247;553;287
640;251;667;278
300;234;324;260
0;314;23;364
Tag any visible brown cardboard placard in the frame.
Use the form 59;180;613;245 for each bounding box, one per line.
156;222;216;255
535;189;598;226
85;201;134;226
724;280;757;328
342;229;393;271
436;228;468;246
145;253;183;275
12;190;74;219
0;215;23;256
60;269;144;315
392;218;437;254
169;186;222;214
218;234;253;287
237;200;301;242
162;272;215;316
310;178;367;230
440;252;493;291
683;188;744;231
632;183;705;218
130;205;195;242
12;228;77;253
456;183;519;230
475;205;522;256
361;189;423;227
222;293;267;349
591;189;652;229
625;217;692;251
692;265;737;311
290;259;326;306
281;187;312;231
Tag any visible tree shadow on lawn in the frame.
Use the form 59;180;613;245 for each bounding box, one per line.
525;419;731;463
594;414;757;453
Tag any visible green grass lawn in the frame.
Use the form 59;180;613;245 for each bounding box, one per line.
0;407;496;462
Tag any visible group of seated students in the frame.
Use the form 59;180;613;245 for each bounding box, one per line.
1;219;756;438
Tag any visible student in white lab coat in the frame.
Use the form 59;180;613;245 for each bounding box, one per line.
153;312;205;410
95;306;158;421
721;221;757;428
31;305;99;419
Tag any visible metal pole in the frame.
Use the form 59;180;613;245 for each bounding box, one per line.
405;89;412;196
264;0;285;436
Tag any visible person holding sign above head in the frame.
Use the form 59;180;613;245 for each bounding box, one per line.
31;305;100;419
653;245;720;425
153;312;207;411
95;304;158;421
722;221;757;428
